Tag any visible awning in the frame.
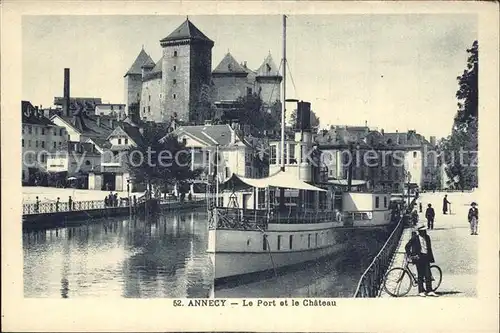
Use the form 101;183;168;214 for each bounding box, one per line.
328;179;367;186
223;171;327;192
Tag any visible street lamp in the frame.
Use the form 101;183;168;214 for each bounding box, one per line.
347;142;360;192
406;171;412;207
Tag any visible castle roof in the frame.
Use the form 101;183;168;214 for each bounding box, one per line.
151;58;163;73
125;49;154;77
213;53;248;75
160;18;213;44
256;53;281;77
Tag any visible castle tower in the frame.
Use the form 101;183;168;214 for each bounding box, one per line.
160;18;214;123
255;52;282;108
212;52;249;102
124;48;154;118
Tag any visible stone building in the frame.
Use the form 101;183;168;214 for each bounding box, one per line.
124;18;282;124
22;101;68;184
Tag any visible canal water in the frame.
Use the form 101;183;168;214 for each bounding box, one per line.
23;211;214;298
24;211;390;298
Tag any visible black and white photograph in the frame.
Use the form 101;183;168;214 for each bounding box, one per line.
2;1;499;332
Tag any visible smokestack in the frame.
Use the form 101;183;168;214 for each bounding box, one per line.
63;68;70;117
295;101;311;131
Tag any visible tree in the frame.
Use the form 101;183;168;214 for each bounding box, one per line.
440;41;478;189
289;108;321;130
126;124;200;196
228;94;281;136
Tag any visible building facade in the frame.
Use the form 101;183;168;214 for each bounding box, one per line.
22;101;68;184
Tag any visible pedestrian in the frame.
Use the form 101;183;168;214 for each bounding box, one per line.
114;193;118;207
442;195;450;215
55;197;60;212
68;196;73;211
35;196;40;213
104;196;109;207
411;209;419;226
468;202;479;235
425;204;435;230
108;192;113;206
405;224;438;297
419;202;423;213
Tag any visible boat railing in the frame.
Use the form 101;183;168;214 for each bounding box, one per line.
211;207;342;230
211;207;269;231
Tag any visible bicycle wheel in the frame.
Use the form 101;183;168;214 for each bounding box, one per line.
383;267;412;297
429;265;442;291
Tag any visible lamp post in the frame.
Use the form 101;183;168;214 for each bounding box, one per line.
347;142;360;192
406;171;412;207
127;178;131;217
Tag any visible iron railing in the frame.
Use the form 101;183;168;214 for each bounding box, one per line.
22;199;131;215
353;198;417;297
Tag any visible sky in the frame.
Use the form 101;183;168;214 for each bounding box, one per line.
22;14;477;140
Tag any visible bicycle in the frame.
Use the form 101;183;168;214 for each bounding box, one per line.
383;255;442;297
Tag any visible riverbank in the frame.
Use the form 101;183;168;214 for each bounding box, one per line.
23;200;207;229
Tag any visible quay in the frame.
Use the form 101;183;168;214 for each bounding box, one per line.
23;196;207;229
354;191;478;297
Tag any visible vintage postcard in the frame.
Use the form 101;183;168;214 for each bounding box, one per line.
2;0;499;332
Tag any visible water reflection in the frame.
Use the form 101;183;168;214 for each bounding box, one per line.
24;211;213;298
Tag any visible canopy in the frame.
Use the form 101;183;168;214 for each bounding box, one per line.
328;179;367;186
223;171;327;192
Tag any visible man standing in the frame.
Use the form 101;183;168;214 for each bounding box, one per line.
442;195;450;215
468;202;479;235
425;204;436;230
405;225;439;297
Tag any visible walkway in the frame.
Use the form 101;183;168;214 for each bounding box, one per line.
380;191;478;297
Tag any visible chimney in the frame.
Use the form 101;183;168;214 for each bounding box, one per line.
381;128;384;135
63;68;70;117
430;136;436;146
96;117;101;127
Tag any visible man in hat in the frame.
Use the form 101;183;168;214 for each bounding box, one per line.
468;202;479;235
405;224;438;297
425;203;436;230
442;194;451;214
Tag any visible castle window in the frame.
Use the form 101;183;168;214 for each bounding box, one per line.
247;87;252;95
149;95;151;101
118;138;122;145
143;107;146;113
173;51;178;57
413;151;417;158
173;94;177;99
22;139;24;147
148;106;151;113
173;79;177;85
41;141;45;148
28;126;32;134
125;138;129;145
41;128;45;135
173;66;176;71
60;129;64;136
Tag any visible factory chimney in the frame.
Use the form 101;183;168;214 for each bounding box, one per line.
63;68;70;116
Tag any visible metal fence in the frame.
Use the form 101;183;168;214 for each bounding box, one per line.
23;199;129;215
352;214;408;297
353;198;417;298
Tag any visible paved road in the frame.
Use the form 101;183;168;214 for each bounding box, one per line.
381;191;478;297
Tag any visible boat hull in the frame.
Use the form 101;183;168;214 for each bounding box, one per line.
208;221;358;281
212;243;345;281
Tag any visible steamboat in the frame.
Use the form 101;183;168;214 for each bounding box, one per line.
207;15;396;283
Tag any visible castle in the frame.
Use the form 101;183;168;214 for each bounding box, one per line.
124;18;283;124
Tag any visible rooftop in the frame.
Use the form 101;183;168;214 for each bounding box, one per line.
160;18;213;45
125;49;155;77
213;53;248;75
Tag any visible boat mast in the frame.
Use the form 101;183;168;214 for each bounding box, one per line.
281;14;287;172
